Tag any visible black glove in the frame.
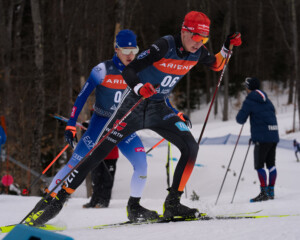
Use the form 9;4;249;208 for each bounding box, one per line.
224;32;242;50
64;126;78;149
177;112;192;129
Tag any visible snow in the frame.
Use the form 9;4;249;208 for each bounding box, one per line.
1;84;300;240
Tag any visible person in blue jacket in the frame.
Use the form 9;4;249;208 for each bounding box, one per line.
236;77;279;202
0;125;6;157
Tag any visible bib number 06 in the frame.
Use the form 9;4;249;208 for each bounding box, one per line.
161;76;179;87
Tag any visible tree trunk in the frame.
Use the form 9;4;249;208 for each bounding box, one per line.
256;1;263;76
290;0;299;130
114;0;126;41
30;0;45;195
222;0;232;121
0;0;13;118
269;0;294;105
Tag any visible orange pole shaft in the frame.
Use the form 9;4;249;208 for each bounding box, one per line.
42;144;69;174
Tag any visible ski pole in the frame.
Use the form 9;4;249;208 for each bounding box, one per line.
49;114;87;130
20;97;144;224
231;139;252;204
215;125;244;205
146;138;165;154
166;142;171;188
23;144;70;195
197;45;233;145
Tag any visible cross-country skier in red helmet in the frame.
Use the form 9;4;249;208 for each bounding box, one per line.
27;11;242;226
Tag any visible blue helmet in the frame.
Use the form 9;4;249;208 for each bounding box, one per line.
115;29;137;48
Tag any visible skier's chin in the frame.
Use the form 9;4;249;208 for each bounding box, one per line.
189;46;199;53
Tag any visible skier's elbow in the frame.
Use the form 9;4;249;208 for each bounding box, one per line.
122;66;140;90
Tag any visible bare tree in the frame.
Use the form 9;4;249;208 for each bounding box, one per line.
222;0;232;121
30;0;45;194
290;0;299;131
0;0;14;117
255;2;263;76
269;0;299;130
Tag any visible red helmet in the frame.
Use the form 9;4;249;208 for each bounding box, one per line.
182;11;210;37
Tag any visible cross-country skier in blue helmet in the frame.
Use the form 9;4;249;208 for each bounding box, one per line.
25;29;160;224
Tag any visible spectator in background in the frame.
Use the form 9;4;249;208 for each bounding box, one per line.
81;120;119;208
236;77;279;202
0;125;6;158
293;139;300;162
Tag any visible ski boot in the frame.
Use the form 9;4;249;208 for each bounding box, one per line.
94;200;109;208
127;197;159;222
267;186;275;200
82;196;98;208
24;189;54;224
163;188;200;220
26;187;71;227
250;186;269;202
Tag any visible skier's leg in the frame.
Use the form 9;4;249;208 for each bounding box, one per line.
118;133;147;198
25;114;108;224
48;113;108;194
145;101;199;218
118;133;158;221
250;143;269;202
266;143;277;199
28;90;144;226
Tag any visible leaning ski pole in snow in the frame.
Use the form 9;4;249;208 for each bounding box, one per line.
231;138;252;204
197;45;233;145
215;125;244;205
24;144;70;195
20;97;145;224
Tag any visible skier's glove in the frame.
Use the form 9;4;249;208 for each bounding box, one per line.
64;126;78;149
134;83;157;98
177;112;192;129
224;32;242;50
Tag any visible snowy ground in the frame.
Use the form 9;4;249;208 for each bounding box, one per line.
1;85;300;240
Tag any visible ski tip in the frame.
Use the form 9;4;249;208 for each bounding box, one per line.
0;224;16;233
39;224;67;231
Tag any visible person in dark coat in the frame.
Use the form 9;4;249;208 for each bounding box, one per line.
293;139;300;162
236;77;279;202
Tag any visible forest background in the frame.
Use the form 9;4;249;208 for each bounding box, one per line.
0;0;299;195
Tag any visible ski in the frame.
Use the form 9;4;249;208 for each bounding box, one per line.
88;214;249;230
0;223;66;234
223;209;263;216
88;215;238;230
2;211;298;233
89;212;300;230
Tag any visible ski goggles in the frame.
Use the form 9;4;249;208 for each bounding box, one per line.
184;25;209;44
116;43;139;55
